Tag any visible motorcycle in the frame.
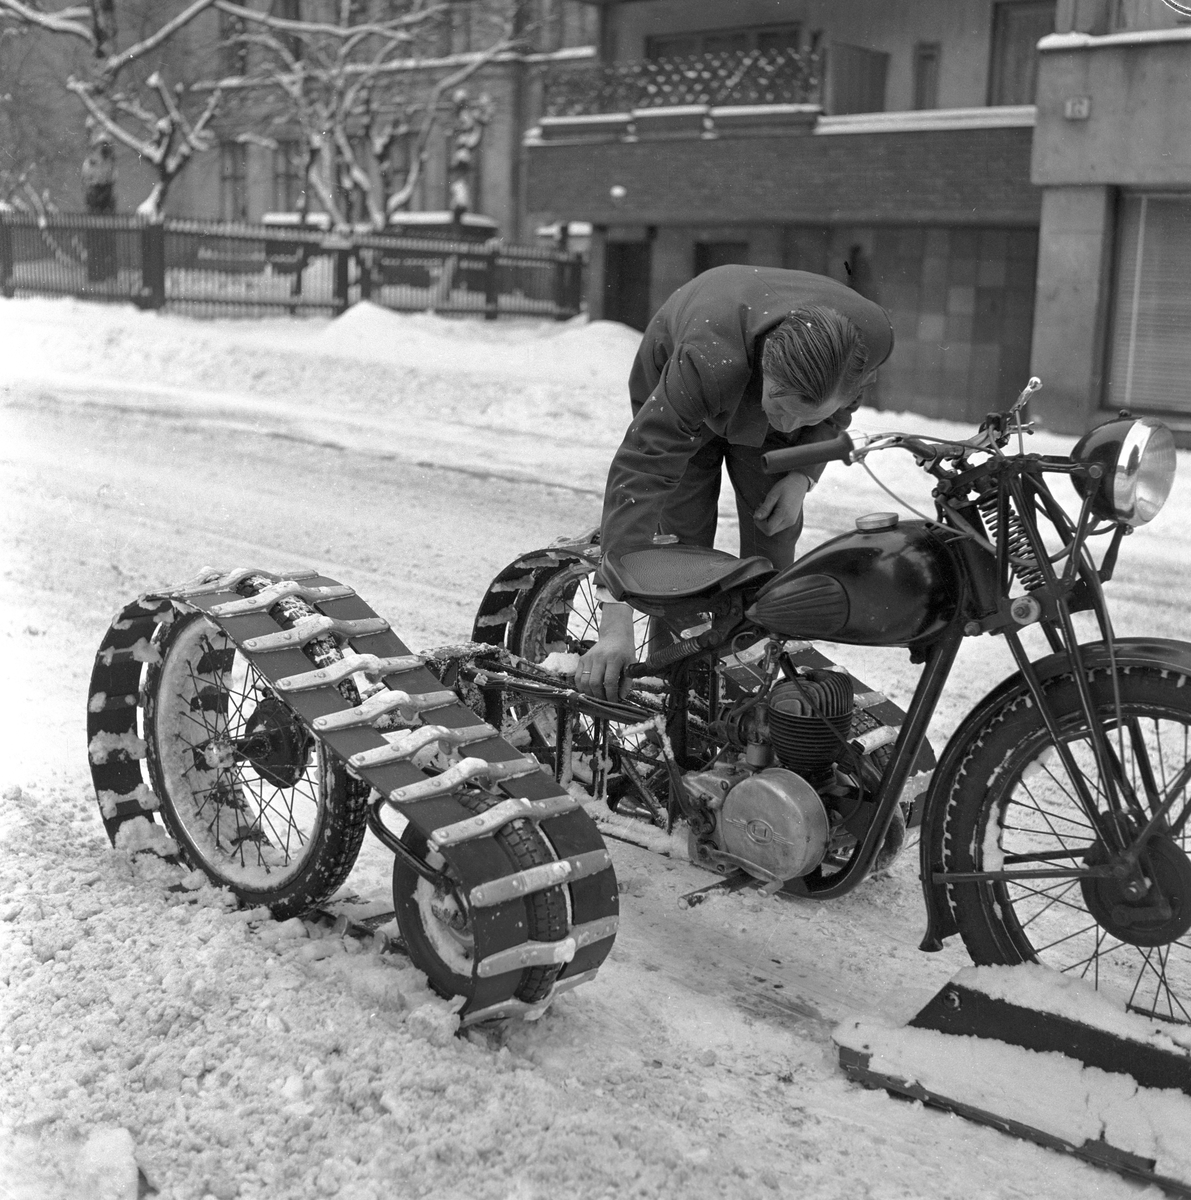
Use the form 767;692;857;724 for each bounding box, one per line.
88;380;1190;1029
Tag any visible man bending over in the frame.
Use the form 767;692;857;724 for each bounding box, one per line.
576;264;893;700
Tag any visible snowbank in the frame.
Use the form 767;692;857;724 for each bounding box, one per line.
309;301;642;388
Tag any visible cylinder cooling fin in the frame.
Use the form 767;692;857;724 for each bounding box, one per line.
768;670;855;777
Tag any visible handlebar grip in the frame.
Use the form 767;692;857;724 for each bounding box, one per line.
762;432;854;475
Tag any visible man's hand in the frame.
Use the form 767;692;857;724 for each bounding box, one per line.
576;602;636;701
754;471;811;536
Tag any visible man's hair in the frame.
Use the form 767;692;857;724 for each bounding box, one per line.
761;305;868;407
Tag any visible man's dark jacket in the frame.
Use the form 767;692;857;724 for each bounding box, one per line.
600;265;894;562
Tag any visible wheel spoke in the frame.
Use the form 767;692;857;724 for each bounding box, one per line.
1024;918;1105;957
1011;778;1097;838
1009;878;1087;927
147;612;363;911
948;667;1191;1026
1128;717;1162;812
1129;944;1191;1023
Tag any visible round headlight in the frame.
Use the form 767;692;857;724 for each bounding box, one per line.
1071;417;1177;526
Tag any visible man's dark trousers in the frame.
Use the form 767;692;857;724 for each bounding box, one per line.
656;430;804;570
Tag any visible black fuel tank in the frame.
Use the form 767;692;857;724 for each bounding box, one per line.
745;519;961;646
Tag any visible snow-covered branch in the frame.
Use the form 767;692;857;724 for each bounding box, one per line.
67;67;222;220
67;76;155;159
0;1;93;43
210;0;447;43
101;0;219;77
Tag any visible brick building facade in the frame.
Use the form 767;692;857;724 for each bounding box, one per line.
525;0;1191;436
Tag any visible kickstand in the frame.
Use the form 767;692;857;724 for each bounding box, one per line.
679;870;755;908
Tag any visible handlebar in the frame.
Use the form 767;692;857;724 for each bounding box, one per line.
762;432;855;475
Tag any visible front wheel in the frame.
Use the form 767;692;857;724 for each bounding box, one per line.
940;662;1191;1025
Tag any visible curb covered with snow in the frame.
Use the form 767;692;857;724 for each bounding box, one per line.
835;964;1191;1190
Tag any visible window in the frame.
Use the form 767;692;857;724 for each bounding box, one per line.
827;43;889;115
536;0;562;52
645;24;800;60
427;5;452;56
757;26;802;54
913;42;941;110
1106;193;1191;415
272;140;305;211
988;1;1056;105
450;1;473;54
558;1;598;50
604;241;651;331
220;141;249;222
220;0;248;76
701;31;749;55
271;0;303;61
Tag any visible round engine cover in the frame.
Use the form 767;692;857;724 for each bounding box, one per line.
719;768;829;881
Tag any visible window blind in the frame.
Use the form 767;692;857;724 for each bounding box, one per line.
1107;194;1191;415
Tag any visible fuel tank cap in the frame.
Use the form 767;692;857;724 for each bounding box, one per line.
855;512;899;532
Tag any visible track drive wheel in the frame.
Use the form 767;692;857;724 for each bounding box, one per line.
392;791;568;1004
143;610;369;918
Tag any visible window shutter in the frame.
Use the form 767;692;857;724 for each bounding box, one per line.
1106;194;1191;415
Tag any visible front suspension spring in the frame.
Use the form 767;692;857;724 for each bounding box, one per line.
976;492;1046;593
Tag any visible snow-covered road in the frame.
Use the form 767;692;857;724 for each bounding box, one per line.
2;297;1185;1200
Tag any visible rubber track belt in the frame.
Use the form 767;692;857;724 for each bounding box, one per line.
87;568;619;1026
470;541;600;647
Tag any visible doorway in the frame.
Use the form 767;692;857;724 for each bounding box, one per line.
604;241;652;330
988;1;1056;106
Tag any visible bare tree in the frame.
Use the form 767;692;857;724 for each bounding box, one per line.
208;0;521;231
0;0;224;217
0;15;75;211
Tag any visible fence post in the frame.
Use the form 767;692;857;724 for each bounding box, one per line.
332;247;350;315
358;248;372;302
484;244;500;320
553;252;577;321
0;218;13;298
569;256;583;318
139;220;166;310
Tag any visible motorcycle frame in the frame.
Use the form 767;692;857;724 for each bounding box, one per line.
913;446;1191;940
468;443;1169;915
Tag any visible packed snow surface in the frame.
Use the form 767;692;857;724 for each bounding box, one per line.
4;296;1191;1199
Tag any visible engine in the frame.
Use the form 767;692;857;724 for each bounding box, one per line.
686;669;857;884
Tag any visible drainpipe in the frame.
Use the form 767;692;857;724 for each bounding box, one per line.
510;52;526;242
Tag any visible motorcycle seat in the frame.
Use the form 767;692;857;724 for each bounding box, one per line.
601;545;776;602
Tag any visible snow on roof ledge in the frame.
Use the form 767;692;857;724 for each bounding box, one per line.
1041;26;1191;51
816;105;1036;135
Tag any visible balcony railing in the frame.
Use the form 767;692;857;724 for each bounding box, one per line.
541;48;823;117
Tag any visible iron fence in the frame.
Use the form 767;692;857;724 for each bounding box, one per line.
542;47;823;117
0;212;584;321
